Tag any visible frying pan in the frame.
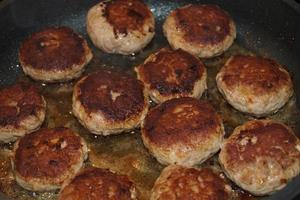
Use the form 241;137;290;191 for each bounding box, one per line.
0;0;300;199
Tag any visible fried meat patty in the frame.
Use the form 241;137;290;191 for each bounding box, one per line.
163;4;236;58
59;167;137;200
135;48;207;103
87;0;155;55
216;55;293;117
12;127;88;191
0;83;46;142
19;26;93;82
72;70;149;135
141;97;224;166
151;165;232;200
219;120;300;195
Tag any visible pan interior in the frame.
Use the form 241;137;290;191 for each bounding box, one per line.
0;0;299;200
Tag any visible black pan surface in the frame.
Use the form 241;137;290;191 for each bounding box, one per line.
0;0;300;200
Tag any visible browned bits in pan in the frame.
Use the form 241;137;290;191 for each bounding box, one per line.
0;1;298;200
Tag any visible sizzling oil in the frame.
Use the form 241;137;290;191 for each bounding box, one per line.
0;43;299;200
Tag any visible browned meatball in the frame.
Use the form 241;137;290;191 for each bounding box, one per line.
0;83;46;142
59;168;137;200
12;127;88;191
219;120;300;195
141;97;224;166
19;26;93;82
163;4;236;58
72;70;149;135
216;55;293;116
135;48;207;103
87;0;155;55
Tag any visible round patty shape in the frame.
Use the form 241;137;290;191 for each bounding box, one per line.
12;127;88;191
141;97;224;166
19;26;93;82
135;48;207;103
0;83;46;143
151;165;232;200
216;55;293;117
59;167;137;200
219;120;300;195
163;4;236;58
72;70;149;135
87;0;155;55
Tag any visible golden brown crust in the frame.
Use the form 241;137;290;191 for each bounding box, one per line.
77;70;146;122
19;27;88;71
0;83;45;127
216;55;293;116
86;0;154;55
136;48;205;96
151;165;231;200
219;120;300;195
104;0;153;37
59;168;136;200
14;127;85;182
221;120;300;170
174;4;231;45
142;97;220;148
141;97;223;166
219;55;291;94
